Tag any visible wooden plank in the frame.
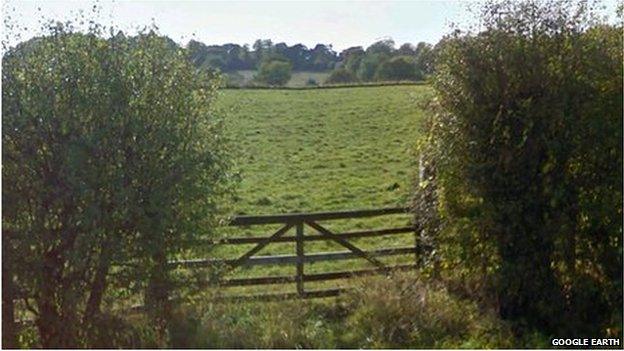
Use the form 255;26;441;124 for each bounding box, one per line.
229;207;409;226
213;288;346;302
170;246;416;268
219;275;297;287
305;221;385;268
216;264;417;287
303;288;344;299
202;226;415;245
304;264;417;282
227;223;293;269
295;222;305;296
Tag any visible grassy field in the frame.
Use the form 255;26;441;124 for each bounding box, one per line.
197;84;434;290
218;84;431;215
226;70;331;87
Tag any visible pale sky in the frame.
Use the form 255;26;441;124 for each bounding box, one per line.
2;0;620;51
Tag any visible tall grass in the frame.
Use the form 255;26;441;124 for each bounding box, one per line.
162;271;515;348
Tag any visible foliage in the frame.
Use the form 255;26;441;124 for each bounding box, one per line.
324;67;358;84
186;39;338;72
366;38;395;55
414;0;622;337
191;37;435;86
356;52;388;81
155;272;514;348
254;59;292;86
167;300;339;348
224;70;331;88
374;55;421;81
325;40;434;83
340;272;515;348
2;23;233;347
305;77;318;86
413;42;434;76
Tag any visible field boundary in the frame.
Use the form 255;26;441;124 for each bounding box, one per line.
170;206;422;301
222;81;428;91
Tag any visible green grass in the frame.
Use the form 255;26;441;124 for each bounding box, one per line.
196;85;434;289
226;70;331;87
167;272;516;349
218;84;432;215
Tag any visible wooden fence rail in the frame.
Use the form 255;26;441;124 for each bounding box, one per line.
170;206;419;301
10;206;420;328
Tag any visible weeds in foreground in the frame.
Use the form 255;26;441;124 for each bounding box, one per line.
164;272;516;349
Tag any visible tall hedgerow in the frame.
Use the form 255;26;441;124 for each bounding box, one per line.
414;0;622;337
2;22;233;347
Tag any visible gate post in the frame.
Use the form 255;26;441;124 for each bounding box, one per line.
295;221;305;297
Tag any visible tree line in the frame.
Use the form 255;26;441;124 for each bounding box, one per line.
186;38;435;85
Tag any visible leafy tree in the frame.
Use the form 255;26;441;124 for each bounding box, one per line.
374;55;421;81
310;44;337;71
357;53;388;81
414;0;622;337
397;43;416;55
340;46;365;75
252;39;273;65
366;39;395;55
255;59;292;86
413;42;434;76
185;39;341;74
187;39;208;67
287;43;312;70
325;68;358;84
2;25;232;347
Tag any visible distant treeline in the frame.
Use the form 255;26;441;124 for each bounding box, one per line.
186;38;435;84
10;34;434;86
222;81;427;90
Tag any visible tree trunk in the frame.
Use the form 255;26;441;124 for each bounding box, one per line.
84;244;113;320
36;250;78;348
2;239;17;349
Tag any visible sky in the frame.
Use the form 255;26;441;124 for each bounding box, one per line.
2;0;474;51
2;0;620;52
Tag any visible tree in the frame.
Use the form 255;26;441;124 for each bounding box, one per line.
397;43;416;55
413;42;434;76
287;43;311;70
374;55;421;81
255;59;292;86
325;68;358;84
340;46;365;75
366;39;395;55
2;25;232;347
415;0;622;337
252;39;274;66
187;39;208;67
357;52;388;81
310;44;338;71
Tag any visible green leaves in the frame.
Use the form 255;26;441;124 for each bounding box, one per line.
3;24;233;347
255;59;292;86
416;0;622;337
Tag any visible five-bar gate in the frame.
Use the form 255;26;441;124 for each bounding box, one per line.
170;207;419;301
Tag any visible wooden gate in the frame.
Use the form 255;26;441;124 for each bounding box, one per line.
170;207;419;301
